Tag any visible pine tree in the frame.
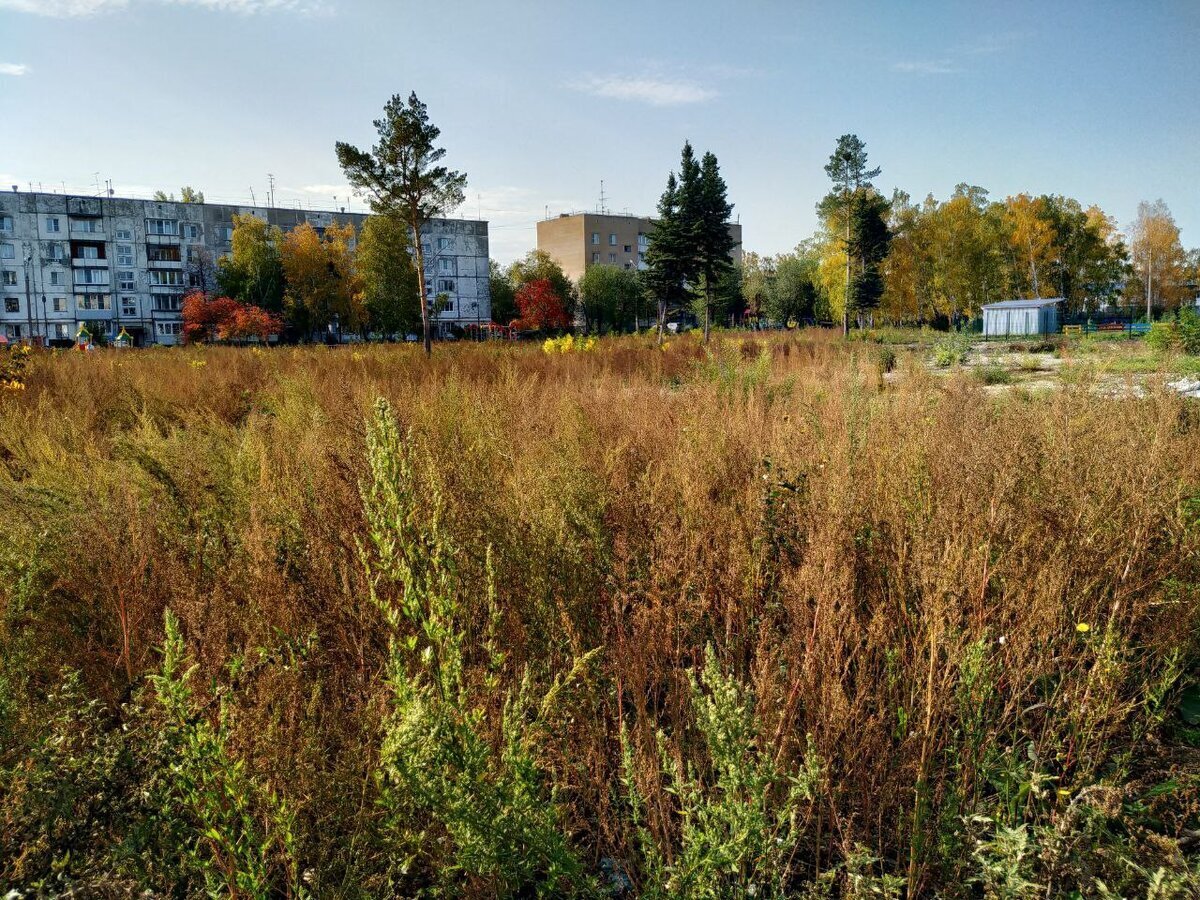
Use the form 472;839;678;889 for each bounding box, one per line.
337;92;466;356
819;135;881;334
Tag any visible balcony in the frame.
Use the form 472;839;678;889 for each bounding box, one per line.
145;232;181;245
146;258;182;269
69;223;106;239
71;257;106;267
74;276;111;289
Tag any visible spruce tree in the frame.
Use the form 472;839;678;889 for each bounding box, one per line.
696;151;735;342
644;172;689;342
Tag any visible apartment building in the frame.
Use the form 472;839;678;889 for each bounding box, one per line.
0;188;490;346
536;211;743;283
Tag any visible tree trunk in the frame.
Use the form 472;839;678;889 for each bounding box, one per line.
413;218;431;356
843;194;851;336
703;277;712;344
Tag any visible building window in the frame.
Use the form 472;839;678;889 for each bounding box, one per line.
0;243;13;259
147;218;177;235
437;236;452;251
4;297;17;313
438;258;454;273
220;226;233;241
624;262;632;270
623;244;632;253
157;322;183;336
185;223;201;239
608;253;616;263
437;279;455;293
71;218;101;234
46;217;61;233
76;295;111;310
147;245;181;262
117;244;134;266
154;295;183;312
121;297;137;316
115;229;132;241
150;270;183;286
49;271;61;286
5;325;22;339
53;323;70;339
48;243;64;260
2;271;15;286
591;233;599;245
75;268;108;285
118;271;135;291
0;216;12;234
591;252;600;263
610;234;617;246
52;297;66;312
78;245;100;260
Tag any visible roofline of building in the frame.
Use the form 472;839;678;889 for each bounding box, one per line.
3;187;487;224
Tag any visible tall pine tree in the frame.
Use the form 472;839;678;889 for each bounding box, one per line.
819;135;881;334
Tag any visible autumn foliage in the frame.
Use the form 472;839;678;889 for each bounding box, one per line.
181;290;283;344
513;278;571;331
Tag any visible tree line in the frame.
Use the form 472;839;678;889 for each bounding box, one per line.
741;136;1198;329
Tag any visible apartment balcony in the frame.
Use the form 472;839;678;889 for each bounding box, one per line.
68;225;106;240
146;258;183;269
71;257;107;267
74;278;111;290
145;232;181;245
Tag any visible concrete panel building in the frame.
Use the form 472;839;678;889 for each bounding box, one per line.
536;211;743;283
0;188;490;346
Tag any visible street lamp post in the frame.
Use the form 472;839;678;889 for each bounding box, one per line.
22;247;34;344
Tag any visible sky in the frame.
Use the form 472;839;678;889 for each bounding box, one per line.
1;0;1197;263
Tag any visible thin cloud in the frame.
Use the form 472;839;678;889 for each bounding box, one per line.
298;183;353;196
571;75;718;106
0;62;30;76
892;60;961;75
0;0;328;15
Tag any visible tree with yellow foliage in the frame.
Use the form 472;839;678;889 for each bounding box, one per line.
1129;199;1190;318
280;222;362;338
1002;194;1057;298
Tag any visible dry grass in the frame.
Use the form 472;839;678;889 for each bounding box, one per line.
2;332;1199;895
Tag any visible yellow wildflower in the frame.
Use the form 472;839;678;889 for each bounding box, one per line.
1076;623;1090;633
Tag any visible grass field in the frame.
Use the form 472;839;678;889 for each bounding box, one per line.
2;332;1200;897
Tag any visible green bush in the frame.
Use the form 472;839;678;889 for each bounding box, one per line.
974;364;1013;385
1177;307;1200;355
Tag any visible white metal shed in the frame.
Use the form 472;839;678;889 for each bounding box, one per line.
981;298;1063;337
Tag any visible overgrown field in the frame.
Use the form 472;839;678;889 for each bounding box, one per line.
2;334;1200;897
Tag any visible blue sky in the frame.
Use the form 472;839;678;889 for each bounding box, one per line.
1;0;1197;262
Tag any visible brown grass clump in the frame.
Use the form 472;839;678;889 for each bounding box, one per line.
1;332;1198;896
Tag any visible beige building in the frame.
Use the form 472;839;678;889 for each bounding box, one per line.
537;212;742;282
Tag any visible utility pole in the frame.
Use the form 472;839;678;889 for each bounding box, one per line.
22;246;34;343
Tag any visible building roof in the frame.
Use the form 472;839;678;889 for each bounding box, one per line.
981;298;1064;310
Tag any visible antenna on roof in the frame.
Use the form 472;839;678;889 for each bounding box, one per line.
597;180;609;215
267;173;276;208
249;186;257;207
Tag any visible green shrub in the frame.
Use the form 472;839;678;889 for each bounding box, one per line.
623;646;822;898
1177;307;1200;355
974;364;1013;385
874;345;897;376
362;398;594;896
